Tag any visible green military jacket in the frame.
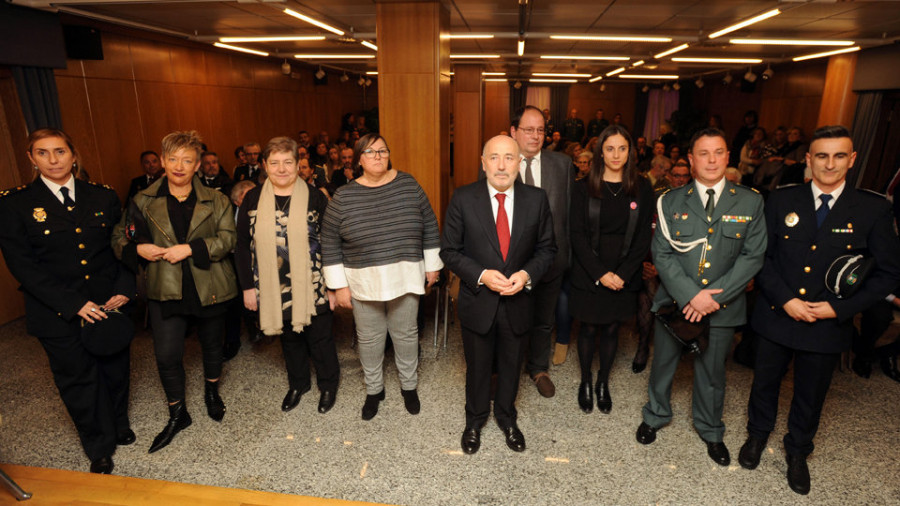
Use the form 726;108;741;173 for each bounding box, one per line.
651;180;766;327
112;176;238;306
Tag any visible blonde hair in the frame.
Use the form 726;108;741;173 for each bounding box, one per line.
161;130;203;159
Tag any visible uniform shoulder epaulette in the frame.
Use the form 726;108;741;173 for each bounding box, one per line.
87;180;116;191
732;183;760;194
0;184;30;198
859;188;887;199
660;188;672;196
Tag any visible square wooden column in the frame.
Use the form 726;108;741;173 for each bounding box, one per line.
452;64;483;187
817;53;858;128
376;1;450;223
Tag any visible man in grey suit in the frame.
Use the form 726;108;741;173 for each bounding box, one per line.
510;105;573;397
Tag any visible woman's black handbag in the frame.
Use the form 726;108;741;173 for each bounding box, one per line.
80;309;134;356
653;303;710;356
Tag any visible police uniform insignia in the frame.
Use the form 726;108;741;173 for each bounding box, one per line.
729;188;736;194
785;212;799;227
630;201;638;210
681;213;688;220
33;207;47;222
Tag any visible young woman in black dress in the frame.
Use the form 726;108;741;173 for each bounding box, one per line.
569;125;654;413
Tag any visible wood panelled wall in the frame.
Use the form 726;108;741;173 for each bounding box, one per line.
483;81;511;143
568;82;638;138
54;28;376;203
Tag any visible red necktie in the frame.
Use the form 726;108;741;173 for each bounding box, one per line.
495;193;510;261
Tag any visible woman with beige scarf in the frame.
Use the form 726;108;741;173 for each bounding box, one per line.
235;137;340;414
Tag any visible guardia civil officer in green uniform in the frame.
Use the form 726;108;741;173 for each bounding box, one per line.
635;127;767;467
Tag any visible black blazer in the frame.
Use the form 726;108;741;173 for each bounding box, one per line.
440;180;556;335
0;179;135;337
569;177;654;293
233;164;262;184
752;183;900;353
126;174;158;205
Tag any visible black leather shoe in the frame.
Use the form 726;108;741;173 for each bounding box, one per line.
361;390;385;420
705;440;731;466
223;340;240;361
317;390;336;413
881;356;900;383
401;389;421;415
636;422;657;445
595;381;612;413
631;360;647;374
282;386;310;412
148;401;192;453
577;381;593;413
786;454;811;495
204;380;226;421
461;428;481;454
116;428;136;446
90;455;113;474
501;425;526;452
738;436;767;470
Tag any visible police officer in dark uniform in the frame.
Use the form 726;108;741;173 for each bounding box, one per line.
0;129;135;475
738;125;900;495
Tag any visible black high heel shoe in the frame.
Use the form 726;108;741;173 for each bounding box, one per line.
578;381;593;413
595;380;612;414
148;401;192;453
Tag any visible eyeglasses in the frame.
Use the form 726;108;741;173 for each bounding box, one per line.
362;148;391;159
517;127;545;136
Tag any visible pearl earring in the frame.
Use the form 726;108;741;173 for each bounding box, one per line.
33;165;38;170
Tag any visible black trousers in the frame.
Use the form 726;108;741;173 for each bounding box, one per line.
281;312;340;392
38;331;130;461
148;302;225;403
525;275;563;376
854;299;900;361
462;302;526;429
747;335;839;456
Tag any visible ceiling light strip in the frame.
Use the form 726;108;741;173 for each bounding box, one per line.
283;8;345;36
618;74;679;79
294;54;376;59
533;73;592;78
673;57;763;63
654;43;689;59
729;38;854;46
529;78;579;83
450;54;501;58
447;34;495;39
517;39;525;57
540;55;629;61
792;46;861;62
606;67;626;77
360;41;378;51
483;72;506;76
484;78;508;82
708;9;781;39
213;42;268;57
219;36;325;43
589;76;603;83
549;35;672;42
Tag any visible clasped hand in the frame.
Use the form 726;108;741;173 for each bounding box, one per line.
138;243;192;264
782;298;836;323
682;288;723;322
481;269;528;296
77;294;130;323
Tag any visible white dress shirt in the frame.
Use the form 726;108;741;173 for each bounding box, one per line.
519;150;543;188
40;174;76;204
811;180;845;210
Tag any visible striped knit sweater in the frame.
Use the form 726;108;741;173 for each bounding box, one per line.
321;170;443;301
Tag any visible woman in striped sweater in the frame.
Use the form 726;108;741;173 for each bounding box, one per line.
322;133;443;420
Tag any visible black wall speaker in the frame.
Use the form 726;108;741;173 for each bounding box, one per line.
63;25;104;60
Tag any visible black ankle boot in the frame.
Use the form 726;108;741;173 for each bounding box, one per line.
205;380;225;422
632;336;649;373
578;380;593;413
148;401;192;453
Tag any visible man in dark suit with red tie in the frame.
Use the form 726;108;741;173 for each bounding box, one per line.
441;135;556;454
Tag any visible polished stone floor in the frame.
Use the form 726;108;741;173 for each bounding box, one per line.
1;307;898;505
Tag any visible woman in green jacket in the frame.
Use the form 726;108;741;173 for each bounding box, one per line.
113;130;237;453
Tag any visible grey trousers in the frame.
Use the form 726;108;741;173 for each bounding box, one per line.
642;323;734;442
352;293;420;395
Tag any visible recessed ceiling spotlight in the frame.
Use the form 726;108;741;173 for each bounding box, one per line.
744;69;757;83
672;82;681;90
357;76;365;86
281;60;291;75
513;80;522;89
641;85;649;93
762;65;774;80
600;84;606;92
315;67;326;79
722;73;733;84
340;73;349;82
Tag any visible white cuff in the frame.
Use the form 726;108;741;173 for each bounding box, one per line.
424;248;444;272
323;264;349;289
